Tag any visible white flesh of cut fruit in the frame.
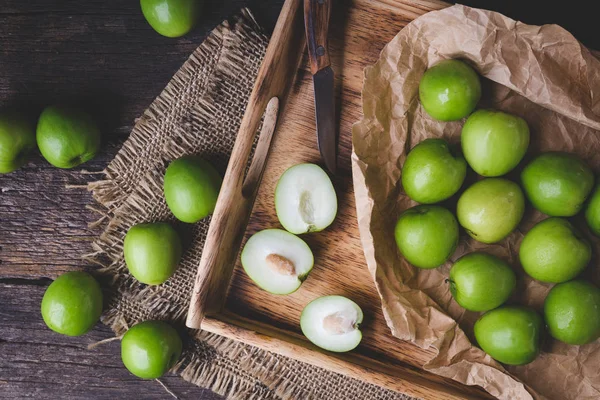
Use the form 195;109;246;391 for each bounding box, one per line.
241;229;314;295
300;295;363;352
275;163;338;234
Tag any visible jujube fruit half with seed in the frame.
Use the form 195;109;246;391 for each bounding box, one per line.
36;105;101;169
474;306;542;365
300;295;363;353
121;320;183;379
461;109;530;177
394;205;459;269
418;59;481;121
164;155;222;223
448;252;516;312
0;110;36;174
544;280;600;345
275;163;337;234
140;0;202;38
457;178;524;244
41;271;103;336
241;229;314;295
401;138;467;204
124;222;183;285
521;152;594;217
519;217;591;283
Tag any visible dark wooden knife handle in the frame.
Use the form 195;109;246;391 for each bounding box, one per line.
304;0;331;75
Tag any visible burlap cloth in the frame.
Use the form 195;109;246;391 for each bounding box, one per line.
85;9;414;400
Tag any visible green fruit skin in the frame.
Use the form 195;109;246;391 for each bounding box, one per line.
401;139;467;204
164;156;222;223
36;105;101;169
140;0;201;38
121;320;183;379
519;218;591;283
461;110;530;177
0;111;36;174
457;178;525;244
394;205;459;269
585;183;600;236
449;252;516;312
124;222;183;285
521;152;594;217
474;306;542;365
419;59;482;121
41;271;103;336
544;280;600;345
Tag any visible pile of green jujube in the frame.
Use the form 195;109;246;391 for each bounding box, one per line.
396;59;600;366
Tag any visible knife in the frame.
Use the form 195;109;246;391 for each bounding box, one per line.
304;0;337;174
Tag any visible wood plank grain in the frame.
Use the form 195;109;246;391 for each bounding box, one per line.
0;282;221;399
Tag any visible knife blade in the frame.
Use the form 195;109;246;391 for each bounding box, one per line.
304;0;337;174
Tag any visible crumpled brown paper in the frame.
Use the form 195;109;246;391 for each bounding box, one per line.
352;5;600;400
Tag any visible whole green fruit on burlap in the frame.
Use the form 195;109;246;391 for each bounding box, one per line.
121;320;183;379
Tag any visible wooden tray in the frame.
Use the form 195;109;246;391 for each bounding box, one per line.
186;0;491;398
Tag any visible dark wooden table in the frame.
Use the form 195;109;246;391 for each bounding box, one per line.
0;1;596;398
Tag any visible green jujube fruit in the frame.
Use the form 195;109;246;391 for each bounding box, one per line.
401;138;467;204
0;110;36;174
457;178;525;244
544;280;600;345
124;222;182;285
140;0;202;38
41;271;103;336
36;105;101;169
521;152;594;217
121;320;183;379
164;156;222;223
519;218;591;283
474;306;542;365
394;205;459;269
418;59;481;121
449;252;516;312
585;183;600;236
461;110;530;177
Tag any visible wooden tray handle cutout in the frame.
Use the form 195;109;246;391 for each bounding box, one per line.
186;97;280;329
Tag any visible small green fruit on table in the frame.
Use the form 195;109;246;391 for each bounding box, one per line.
41;271;103;336
519;218;591;283
449;252;516;312
474;306;542;365
164;156;222;223
457;178;525;244
461;109;530;177
36;105;101;169
140;0;202;38
124;222;183;285
585;183;600;236
544;280;600;345
521;152;594;217
0;110;36;174
401;138;466;204
394;205;459;269
418;59;481;121
121;320;183;379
